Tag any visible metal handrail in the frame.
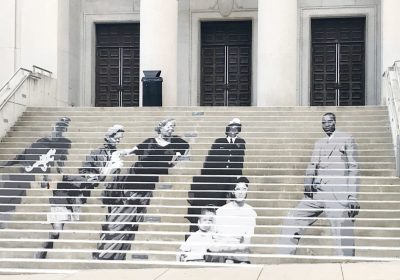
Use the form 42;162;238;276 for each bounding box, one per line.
0;68;34;110
384;61;400;177
0;68;31;94
32;65;52;77
394;60;400;84
0;65;53;111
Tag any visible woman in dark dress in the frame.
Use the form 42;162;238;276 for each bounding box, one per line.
94;119;189;260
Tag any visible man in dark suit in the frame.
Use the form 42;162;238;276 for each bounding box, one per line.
202;118;246;175
278;112;360;256
187;118;246;232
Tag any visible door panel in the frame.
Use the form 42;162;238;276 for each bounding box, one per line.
311;43;337;106
96;47;120;107
201;21;252;106
95;24;140;107
121;48;140;106
310;18;365;106
227;46;251;106
201;46;226;106
339;43;365;106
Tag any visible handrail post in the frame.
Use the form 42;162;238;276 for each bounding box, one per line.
397;134;400;177
384;64;400;178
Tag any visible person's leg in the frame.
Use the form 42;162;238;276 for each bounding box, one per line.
94;191;152;260
34;222;64;259
278;198;322;255
0;210;14;229
326;200;355;256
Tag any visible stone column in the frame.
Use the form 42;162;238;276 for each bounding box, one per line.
381;0;400;104
257;0;297;106
382;0;400;69
140;0;178;106
0;0;17;86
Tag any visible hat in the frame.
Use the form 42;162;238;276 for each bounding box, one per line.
59;117;71;124
105;124;125;137
229;118;241;126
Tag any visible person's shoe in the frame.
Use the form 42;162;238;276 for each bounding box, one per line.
33;250;47;259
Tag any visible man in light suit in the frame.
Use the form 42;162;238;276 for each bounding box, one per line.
278;112;360;256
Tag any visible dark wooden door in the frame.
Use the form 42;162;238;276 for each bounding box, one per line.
95;24;140;107
201;21;252;106
311;18;365;106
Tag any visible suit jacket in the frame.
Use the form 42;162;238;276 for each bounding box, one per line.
305;131;359;204
202;137;246;175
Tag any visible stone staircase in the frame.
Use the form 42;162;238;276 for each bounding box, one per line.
0;106;399;273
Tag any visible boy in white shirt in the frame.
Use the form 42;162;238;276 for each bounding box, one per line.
178;207;216;262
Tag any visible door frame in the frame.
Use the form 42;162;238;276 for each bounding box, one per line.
200;21;252;106
310;17;366;106
298;1;381;106
190;11;258;106
81;13;139;107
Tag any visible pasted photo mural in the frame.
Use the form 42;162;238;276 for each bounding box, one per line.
0;112;369;267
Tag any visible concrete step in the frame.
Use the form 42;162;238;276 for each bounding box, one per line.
2;227;400;242
12;119;391;127
1;232;400;251
12;190;400;203
0;245;399;262
3;133;393;144
8;195;400;209
1;138;394;150
7;125;392;133
16;107;391;114
4;128;393;138
56;161;395;170
0;167;394;176
3;221;400;238
0;154;395;165
0;242;400;264
25;105;388;111
19;110;389;116
7;206;400;223
16;182;400;194
2;174;399;186
0;105;398;267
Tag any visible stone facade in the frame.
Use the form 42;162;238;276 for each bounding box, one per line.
0;0;399;106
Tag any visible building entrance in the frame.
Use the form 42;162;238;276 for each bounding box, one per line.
200;21;252;106
95;23;140;107
311;18;365;106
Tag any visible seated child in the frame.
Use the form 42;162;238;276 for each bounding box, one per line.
178;207;216;262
